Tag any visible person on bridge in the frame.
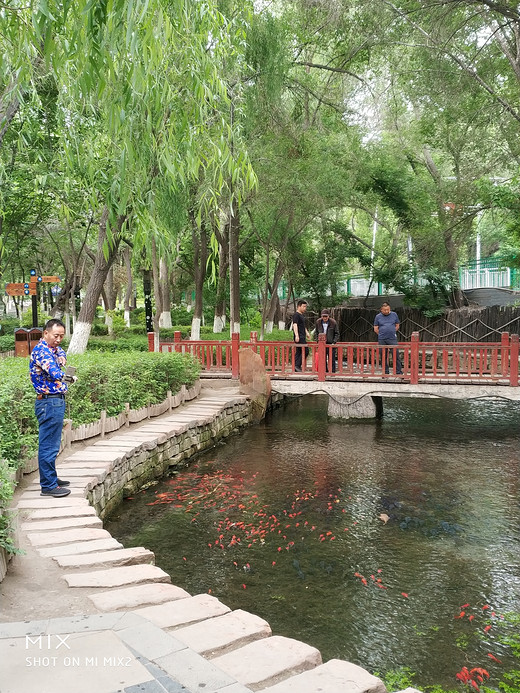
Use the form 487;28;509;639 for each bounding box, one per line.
291;299;310;372
315;309;339;372
374;302;403;375
30;319;77;497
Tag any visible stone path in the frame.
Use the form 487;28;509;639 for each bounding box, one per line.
0;385;417;693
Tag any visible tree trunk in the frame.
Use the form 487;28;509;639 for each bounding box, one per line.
151;237;162;334
213;237;228;333
190;213;208;340
265;259;285;334
229;203;241;336
104;265;117;335
67;208;124;354
159;256;172;327
123;246;133;326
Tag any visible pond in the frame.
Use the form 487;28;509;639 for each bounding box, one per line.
105;395;520;691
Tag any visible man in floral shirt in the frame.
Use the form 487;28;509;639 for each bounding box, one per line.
30;319;73;497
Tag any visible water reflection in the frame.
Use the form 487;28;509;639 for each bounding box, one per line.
105;395;520;689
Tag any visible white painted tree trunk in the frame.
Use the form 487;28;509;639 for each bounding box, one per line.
124;309;130;327
64;312;71;338
67;322;91;355
231;321;240;336
278;320;286;330
159;310;172;328
105;311;113;336
191;316;201;340
265;320;274;334
213;314;226;333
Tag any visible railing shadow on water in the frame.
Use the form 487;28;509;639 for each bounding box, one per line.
150;331;519;387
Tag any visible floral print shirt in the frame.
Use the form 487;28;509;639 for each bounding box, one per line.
29;339;68;395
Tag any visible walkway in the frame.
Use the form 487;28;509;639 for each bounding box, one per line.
0;385;403;693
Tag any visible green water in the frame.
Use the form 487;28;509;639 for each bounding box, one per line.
105;395;520;690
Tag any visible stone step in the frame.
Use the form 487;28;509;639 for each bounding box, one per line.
133;594;231;629
37;538;123;558
89;583;191;611
174;609;271;658
27;506;98;520
36;467;109;477
63;563;171;588
17;497;90;509
211;635;322;691
55;547;154;570
20;488;86;497
260;659;387;693
21;516;103;531
28;528;112;547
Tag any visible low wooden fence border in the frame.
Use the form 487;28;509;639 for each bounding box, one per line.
22;381;201;474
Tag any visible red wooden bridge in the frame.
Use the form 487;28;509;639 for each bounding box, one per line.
149;331;519;387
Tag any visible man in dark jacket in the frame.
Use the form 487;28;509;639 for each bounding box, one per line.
315;309;339;372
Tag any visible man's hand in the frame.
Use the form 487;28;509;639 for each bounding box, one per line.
295;335;300;343
64;375;78;384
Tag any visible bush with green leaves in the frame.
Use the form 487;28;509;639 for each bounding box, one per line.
0;316;20;334
0;335;15;352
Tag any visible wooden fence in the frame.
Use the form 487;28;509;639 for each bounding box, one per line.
334;305;520;343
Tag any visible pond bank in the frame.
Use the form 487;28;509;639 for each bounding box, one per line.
0;383;397;693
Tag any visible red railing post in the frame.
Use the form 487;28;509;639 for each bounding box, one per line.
147;332;155;352
501;332;509;378
231;332;240;379
410;332;419;385
174;330;182;353
317;333;326;381
510;334;519;386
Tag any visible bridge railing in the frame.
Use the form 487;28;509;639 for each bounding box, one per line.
149;331;519;386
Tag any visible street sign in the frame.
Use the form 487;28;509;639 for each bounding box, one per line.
29;275;61;283
5;283;37;296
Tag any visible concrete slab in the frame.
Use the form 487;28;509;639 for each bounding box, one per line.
174;609;271;657
33;468;108;477
133;594;231;629
91;440;142;448
28;528;112;547
63;564;171;588
211;636;322;691
260;659;387;693
155;647;237;693
118;621;187;660
217;684;254;693
88;583;191;611
20;488;86;497
0;630;153;693
55;547;154;570
37;538;123;557
24;506;98;520
17;497;89;509
21;516;103;531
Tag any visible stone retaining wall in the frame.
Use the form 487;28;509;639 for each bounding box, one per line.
89;395;259;520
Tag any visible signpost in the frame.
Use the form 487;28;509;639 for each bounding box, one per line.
4;271;62;327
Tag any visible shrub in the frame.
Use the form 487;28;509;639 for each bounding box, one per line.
0;317;20;334
91;322;109;336
0;335;15;352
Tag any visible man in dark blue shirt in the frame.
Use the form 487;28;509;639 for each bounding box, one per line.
374;302;402;375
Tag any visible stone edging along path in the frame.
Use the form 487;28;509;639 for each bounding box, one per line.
5;383;417;693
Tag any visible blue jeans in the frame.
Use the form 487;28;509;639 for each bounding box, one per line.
35;398;66;490
379;338;402;374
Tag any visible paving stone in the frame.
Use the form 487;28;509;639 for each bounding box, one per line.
32;467;109;477
20;487;86;497
21;516;103;531
1;629;153;693
211;636;322;691
174;609;271;657
45;613;128;634
55;547;154;570
92;440;142;448
133;594;231;629
155;647;237;693
259;659;387;693
37;537;123;557
28;527;112;547
0;619;50;639
124;679;172;693
27;506;98;520
89;584;191;611
118;622;186;660
216;683;254;693
154;674;191;693
17;497;90;509
63;563;171;588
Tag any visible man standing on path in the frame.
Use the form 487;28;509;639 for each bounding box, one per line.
291;300;310;372
30;319;75;497
374;302;403;375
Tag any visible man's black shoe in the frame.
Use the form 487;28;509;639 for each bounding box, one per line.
57;478;70;486
295;367;302;372
41;486;71;498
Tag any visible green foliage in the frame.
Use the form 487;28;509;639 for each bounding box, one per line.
0;335;15;352
0;317;20;334
374;666;416;692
